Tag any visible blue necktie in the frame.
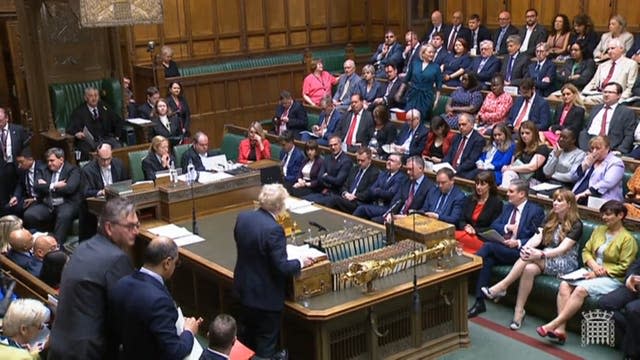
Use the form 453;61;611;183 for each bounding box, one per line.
506;56;515;81
350;169;364;193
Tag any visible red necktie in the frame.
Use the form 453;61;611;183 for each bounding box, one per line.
599;106;611;136
402;182;415;215
452;136;467;168
345;113;358;146
513;99;530;129
600;61;616;90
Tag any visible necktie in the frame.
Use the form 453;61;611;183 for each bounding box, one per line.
513;99;530;129
478;58;488;73
497;28;506;52
339;78;350;101
599;106;611;136
473;31;478;50
27;169;35;197
452;136;467;168
402;182;416;214
506;56;515;81
350;169;364;193
282;151;291;176
434;193;444;212
345;113;358;146
0;128;6;161
165;120;171;131
447;27;458;51
51;171;59;186
601;61;616;90
535;63;541;74
574;165;595;198
504;208;518;239
92;108;99;120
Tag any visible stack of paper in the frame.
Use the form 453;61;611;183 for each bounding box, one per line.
286;244;327;261
285;198;319;214
147;224;206;247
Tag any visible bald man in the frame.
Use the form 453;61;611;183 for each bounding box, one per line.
32;235;59;276
6;229;36;273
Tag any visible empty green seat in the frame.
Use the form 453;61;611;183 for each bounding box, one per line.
174;144;191;169
128;150;149;182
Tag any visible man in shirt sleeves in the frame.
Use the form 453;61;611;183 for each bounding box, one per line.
233;184;314;359
109;236;203;359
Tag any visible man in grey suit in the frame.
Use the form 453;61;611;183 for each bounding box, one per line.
579;82;638;155
501;34;530;86
48;197;138;360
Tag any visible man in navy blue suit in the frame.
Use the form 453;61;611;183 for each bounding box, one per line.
466;40;501;85
420;168;465;225
526;43;557;97
391;109;428;160
371;30;404;78
443;113;485;180
302;96;342;146
200;314;237;360
274;90;308;139
501;35;530;87
306;136;352;203
375;156;433;224
353;153;407;220
518;8;547;58
401;31;421;74
468;179;545;318
0;106;30;216
233;184;314;359
110;236;203;359
493;11;519;56
279;130;305;187
6;148;44;217
467;14;492;55
6;229;36;274
506;78;551;131
444;11;472;52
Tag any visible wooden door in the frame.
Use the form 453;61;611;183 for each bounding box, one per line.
5;20;27;126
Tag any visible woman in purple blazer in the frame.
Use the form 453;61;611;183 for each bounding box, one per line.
572;136;624;205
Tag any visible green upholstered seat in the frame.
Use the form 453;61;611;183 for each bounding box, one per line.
220;133;245;162
433;95;449;118
49;79;123;130
179;53;303;77
173;144;191;169
270;143;283;161
128;150;149;182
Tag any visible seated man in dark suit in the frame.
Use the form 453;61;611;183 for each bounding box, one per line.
279;131;305;188
468;179;545;318
431;32;451;67
506;78;551;131
6;148;45;217
371;30;403;78
353;152;407;220
110;236;203;359
68;87;123;161
181;132;219;172
0;106;30;215
333;59;362;111
304;135;352;203
6;229;35;273
445;11;472;52
578;82;637;155
200;314;237;360
501;34;530;86
599;257;640;360
301;96;342;146
467;14;492;55
493;11;519;56
371;63;405;110
80;143;129;240
336;93;374;153
373;156;433;224
318;147;380;213
517;8;547;58
419;168;465;225
24;147;81;244
31;234;58;277
526;42;557;97
466;40;501;84
273;90;308;139
443;113;485;179
136;86;160;119
389;108;428;159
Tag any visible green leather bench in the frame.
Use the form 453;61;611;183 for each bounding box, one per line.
314;45;371;73
179;53;304;77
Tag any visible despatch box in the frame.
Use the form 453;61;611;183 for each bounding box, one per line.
392;214;454;246
288;259;331;301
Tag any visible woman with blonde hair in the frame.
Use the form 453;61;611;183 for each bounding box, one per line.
0;215;23;253
238;121;271;164
0;298;50;358
501;121;550;187
482;189;583;330
142;135;175;180
356;64;384;109
593;15;634;61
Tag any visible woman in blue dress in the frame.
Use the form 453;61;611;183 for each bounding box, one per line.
398;43;443;122
442;38;472;87
441;72;484;129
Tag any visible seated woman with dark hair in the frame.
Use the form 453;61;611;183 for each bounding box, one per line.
455;170;503;254
442;38;472;87
442;73;483;129
370;105;397;156
238;121;271;164
483;189;583;331
39;250;69;290
289;140;324;198
555;40;596;92
142;135;175;181
302;59;337;107
501;121;550;187
542;83;585;147
475;123;515;185
537;200;637;344
422;115;456;164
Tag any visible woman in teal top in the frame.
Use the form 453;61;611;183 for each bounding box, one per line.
398;43;442;122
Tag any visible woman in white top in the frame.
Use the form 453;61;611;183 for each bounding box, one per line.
593;15;634;61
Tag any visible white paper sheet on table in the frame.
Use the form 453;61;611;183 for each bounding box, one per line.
286;244;327;261
127;117;153;125
173;234;206;247
530;182;562;192
286;198;319;214
148;224;192;239
177;171;232;184
201;154;228;171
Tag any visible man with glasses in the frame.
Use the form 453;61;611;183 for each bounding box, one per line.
49;197;138;360
518;8;547;57
371;30;403;78
466;40;500;85
333;59;361;112
180;131;218;172
582;38;638;105
305;135;352;202
110;236;203;359
493;11;518;55
500;35;529;87
506;78;551;131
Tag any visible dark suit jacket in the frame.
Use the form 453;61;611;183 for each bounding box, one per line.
336;109;374;152
423;24;450;44
318;108;343;140
445;25;472;49
527;60;557;97
150;114;183;144
48;233;134;360
33;162;82;207
0;123;29;166
12;160;45;202
394;123;428;158
507;94;551;130
380;77;405;110
370;42;404;69
181;146;218;172
233;208;301;311
466;55;501;82
110;271;194;360
280;147;306;184
392;176;433;214
199;349;227;360
363;170;407;206
340;165;380;202
296;157;325;190
518;24;548;57
68;101;122;146
142;151;176;180
470;26;492;51
375;122;398;146
136;102;154;120
420;185;466;224
320;151;352;193
443;130;485;179
579;104;638;155
7;250;34;272
493;25;519;55
166;95;191;133
557;58;596;89
501;52;530;85
433;47;451;66
274;101;308;139
490;201;545;245
550;104;585;135
457;194;503;231
81;157;129;197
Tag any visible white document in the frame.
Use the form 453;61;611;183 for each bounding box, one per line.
173;234;206;247
286;197;319;214
194;171;233;183
175;307;204;360
201;154;228;171
479;229;506;244
286;244;327;261
560;268;590;281
587;196;607;210
530;182;563;192
127;117;153;125
503;85;519;96
148;224;192;239
432;162;456;174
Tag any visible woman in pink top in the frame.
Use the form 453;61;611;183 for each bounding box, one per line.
476;74;513;133
302;59;338;106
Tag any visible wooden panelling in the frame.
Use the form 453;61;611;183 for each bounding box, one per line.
556;0;583;21
309;0;327;26
217;1;241;34
267;0;286;30
584;0;612;32
189;0;216;36
288;0;307;28
163;0;186;40
484;1;504;28
614;2;640;33
245;0;264;32
330;1;349;25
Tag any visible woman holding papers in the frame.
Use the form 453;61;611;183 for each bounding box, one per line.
536;200;637;344
500;121;550;187
482;189;582;330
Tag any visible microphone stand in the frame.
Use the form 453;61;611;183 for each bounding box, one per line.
189;172;199;235
411;210;420;315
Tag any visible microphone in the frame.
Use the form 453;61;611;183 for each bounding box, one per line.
408;209;426;215
309;221;328;232
383;199;402;218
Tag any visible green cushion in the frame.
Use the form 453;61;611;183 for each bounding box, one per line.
220;133;245;162
128;150;149;182
49;79;122;130
174;144;191;169
433;95;450;118
270;143;283;161
179;53;304;77
308;114;320;129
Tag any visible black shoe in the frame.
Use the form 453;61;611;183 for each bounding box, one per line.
467;301;486;318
